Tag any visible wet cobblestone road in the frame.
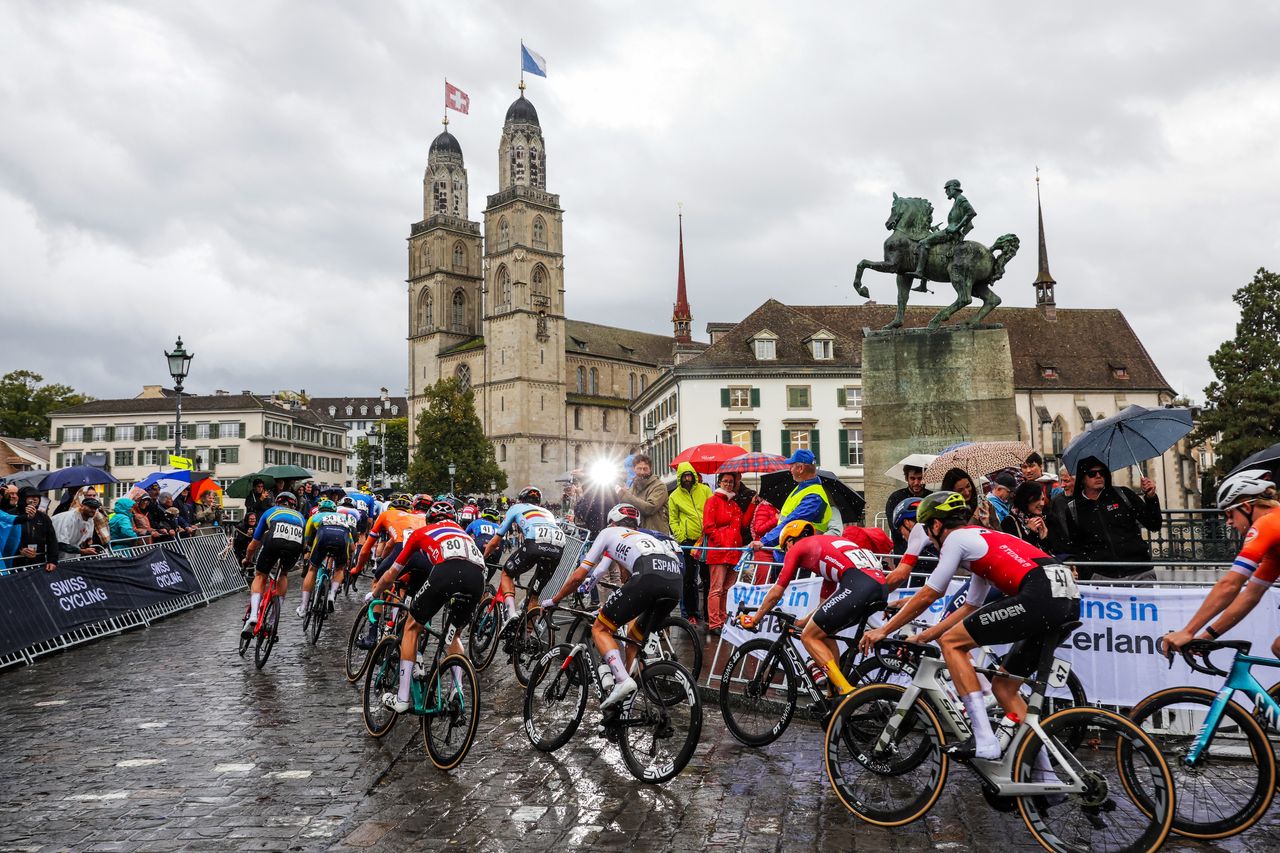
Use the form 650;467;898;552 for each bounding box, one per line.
1;593;1276;852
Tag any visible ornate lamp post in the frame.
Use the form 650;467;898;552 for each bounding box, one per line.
165;337;194;461
448;462;457;496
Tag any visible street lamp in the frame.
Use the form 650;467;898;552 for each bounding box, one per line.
165;337;194;461
490;479;497;495
448;462;457;496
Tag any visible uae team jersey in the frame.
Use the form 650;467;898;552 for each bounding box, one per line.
580;527;683;580
1230;505;1280;588
925;526;1053;603
776;535;886;587
394;521;486;571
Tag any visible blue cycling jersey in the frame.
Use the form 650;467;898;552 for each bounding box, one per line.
466;519;500;549
495;503;558;538
253;506;306;543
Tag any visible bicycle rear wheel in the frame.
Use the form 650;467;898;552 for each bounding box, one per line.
512;607;552;687
344;607;373;682
361;637;401;738
307;591;327;646
422;654;480;771
649;616;703;681
618;660;702;783
824;684;947;826
1020;705;1175;853
718;638;798;747
468;595;501;671
1125;686;1275;839
523;643;589;752
254;597;280;670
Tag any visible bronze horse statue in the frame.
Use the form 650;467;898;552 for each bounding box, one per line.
852;194;1019;330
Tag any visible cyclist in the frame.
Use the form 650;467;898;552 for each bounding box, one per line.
466;507;503;556
1163;470;1280;658
458;498;480;526
239;492;306;638
356;498;440;651
481;486;566;628
885;496;936;588
739;521;892;696
542;504;684;708
297;498;356;616
861;491;1081;760
380;502;485;712
351;494;423;580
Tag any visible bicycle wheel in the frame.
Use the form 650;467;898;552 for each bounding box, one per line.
1125;686;1275;839
307;591;327;646
649;616;703;681
824;684;948;826
618;660;702;783
718;638;798;747
848;654;917;690
468;595;501;671
513;607;552;687
344;607;373;683
1019;705;1175;853
1266;681;1280;793
361;637;402;738
422;654;480;771
523;643;589;752
238;604;251;657
254;597;280;670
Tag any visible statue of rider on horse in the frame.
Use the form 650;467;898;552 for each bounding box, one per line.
852;179;1019;330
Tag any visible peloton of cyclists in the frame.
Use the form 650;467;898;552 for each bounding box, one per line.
481;487;567;630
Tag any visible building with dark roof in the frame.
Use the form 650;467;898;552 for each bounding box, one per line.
308;392;408;486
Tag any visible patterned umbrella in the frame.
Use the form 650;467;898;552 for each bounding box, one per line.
716;452;791;476
669;443;748;476
922;441;1033;484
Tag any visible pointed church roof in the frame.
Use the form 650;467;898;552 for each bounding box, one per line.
1034;171;1056;286
672;213;693;343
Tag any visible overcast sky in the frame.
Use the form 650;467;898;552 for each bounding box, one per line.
3;2;1278;403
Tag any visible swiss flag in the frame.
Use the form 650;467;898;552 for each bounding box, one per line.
445;82;470;115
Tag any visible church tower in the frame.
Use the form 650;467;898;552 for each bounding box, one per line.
407;122;483;452
478;87;567;490
1033;169;1057;322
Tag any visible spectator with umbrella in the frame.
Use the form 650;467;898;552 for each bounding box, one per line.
1064;456;1161;581
750;449;833;559
701;470;745;635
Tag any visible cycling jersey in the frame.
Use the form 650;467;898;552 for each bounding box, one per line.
337;506;361;529
304;509;356;550
897;522;938;572
465;518;501;552
1229;505;1280;588
580;527;684;582
394;521;486;572
354;508;425;569
253;506;306;547
776;535;886;587
925;526;1065;604
496;503;562;540
458;504;479;524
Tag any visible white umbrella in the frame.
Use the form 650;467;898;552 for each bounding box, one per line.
882;453;938;482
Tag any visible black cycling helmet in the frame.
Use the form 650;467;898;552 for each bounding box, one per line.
275;491;297;507
517;486;542;505
427;500;457;523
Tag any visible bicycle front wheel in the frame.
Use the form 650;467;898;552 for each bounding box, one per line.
468;595;501;671
307;594;327;646
361;637;401;738
422;654;480;771
824;684;948;826
718;638;798;747
344;607;372;683
523;643;588;752
618;660;702;784
1019;705;1175;853
1126;686;1275;839
254;597;280;670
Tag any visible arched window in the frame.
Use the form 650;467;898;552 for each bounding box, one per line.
497;265;511;309
640;375;648;392
1051;416;1066;457
419;243;429;274
589;368;599;395
452;241;465;272
576;366;586;393
532;216;546;247
531;265;547;299
499;444;507;462
498;217;509;247
529;147;541;187
455;362;471;392
417;288;433;332
628;373;636;399
450;289;467;332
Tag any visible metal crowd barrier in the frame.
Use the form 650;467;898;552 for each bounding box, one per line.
0;531;246;671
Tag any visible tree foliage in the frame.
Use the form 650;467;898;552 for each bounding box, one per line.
355;417;409;485
407;378;506;495
1195;267;1280;475
0;370;93;440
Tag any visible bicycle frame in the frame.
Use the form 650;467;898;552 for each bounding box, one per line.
250;565;284;636
411;618;468;716
1187;652;1280;764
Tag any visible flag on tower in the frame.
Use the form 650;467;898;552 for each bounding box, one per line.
445;81;470;114
521;43;547;77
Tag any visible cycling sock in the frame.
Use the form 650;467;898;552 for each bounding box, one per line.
248;592;262;621
504;594;518;619
397;660;413;702
450;665;465;686
961;692;1001;759
604;649;630;684
824;660;855;695
328;581;339;600
299;590;311;612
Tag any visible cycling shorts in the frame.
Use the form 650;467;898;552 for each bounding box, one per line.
256;542;303;576
309;539;350;570
811;570;887;635
597;571;682;636
408;559;484;628
502;540;564;589
962;566;1080;677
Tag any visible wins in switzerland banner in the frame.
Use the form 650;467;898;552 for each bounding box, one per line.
0;547;200;656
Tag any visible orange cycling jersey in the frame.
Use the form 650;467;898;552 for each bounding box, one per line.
1230;505;1280;588
355;508;425;569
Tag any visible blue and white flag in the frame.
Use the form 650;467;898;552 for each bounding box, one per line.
521;43;547;78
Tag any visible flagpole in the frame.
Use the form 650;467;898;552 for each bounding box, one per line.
519;39;525;91
443;76;449;129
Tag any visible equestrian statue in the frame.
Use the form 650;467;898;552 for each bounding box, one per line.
852;179;1019;330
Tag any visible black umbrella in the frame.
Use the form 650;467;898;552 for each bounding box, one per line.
1226;441;1280;479
759;469;866;524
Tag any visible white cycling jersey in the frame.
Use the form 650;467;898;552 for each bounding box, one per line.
581;527;683;581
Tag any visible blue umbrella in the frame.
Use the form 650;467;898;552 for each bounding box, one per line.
1061;405;1193;474
38;465;118;491
135;470;201;491
0;470;47;489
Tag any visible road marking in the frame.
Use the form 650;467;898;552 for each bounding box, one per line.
138;722;166;729
265;770;312;779
347;706;363;713
214;763;255;773
116;758;166;768
66;791;129;801
34;700;68;707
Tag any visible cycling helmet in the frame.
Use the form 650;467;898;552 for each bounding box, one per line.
607;503;641;528
778;519;816;551
480;507;502;522
389;494;411;510
1216;469;1275;511
412;493;433;512
517;486;542;505
427;500;457;523
275;491;297;507
339;496;355;508
892;497;923;530
915;491;969;526
317;499;336;513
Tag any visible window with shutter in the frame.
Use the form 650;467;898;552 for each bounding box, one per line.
837;387;847;407
751;431;761;453
839;430;849;466
781;431;791;458
750;388;760;408
56;427;65;443
720;388;730;407
722;430;731;444
809;430;821;465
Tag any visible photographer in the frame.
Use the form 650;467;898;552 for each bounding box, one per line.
614;453;669;534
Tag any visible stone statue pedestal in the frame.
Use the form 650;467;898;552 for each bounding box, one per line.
862;326;1019;526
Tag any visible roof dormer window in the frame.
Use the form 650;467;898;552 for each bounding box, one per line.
751;329;779;361
1110;364;1129;380
1039;364;1058;380
806;330;835;360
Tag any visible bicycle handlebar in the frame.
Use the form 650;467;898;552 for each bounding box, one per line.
1163;637;1252;677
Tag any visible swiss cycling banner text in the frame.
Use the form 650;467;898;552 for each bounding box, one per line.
0;548;201;656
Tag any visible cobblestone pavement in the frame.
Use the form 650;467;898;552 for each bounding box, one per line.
0;592;1276;852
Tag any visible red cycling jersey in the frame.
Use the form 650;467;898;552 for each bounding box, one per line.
925;526;1051;602
776;535;886;588
394;521;485;571
1230;505;1280;588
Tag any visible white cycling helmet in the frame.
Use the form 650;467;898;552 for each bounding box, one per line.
607;503;641;528
1216;469;1275;511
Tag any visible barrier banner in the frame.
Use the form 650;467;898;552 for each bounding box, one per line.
0;547;200;656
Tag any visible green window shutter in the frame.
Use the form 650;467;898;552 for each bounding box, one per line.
209;423;219;439
55;453;63;467
720;388;730;407
839;430;849;466
781;431;791;458
810;430;821;465
56;427;65;443
721;430;731;444
157;425;167;441
750;388;760;408
751;431;761;452
184;424;196;440
239;422;247;438
837;387;847;407
105;426;115;442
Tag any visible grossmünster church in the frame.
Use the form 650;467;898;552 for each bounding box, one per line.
406;86;695;492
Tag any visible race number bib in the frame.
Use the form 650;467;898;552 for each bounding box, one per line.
533;526;566;547
441;535;484;564
273;523;303;544
1044;565;1079;600
1047;657;1072;690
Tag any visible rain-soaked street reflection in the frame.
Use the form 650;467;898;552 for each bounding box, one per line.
0;594;1273;851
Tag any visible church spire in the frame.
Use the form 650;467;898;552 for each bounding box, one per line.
1034;168;1057;321
672;208;693;344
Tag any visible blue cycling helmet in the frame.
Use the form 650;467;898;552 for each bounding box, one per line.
892;496;923;530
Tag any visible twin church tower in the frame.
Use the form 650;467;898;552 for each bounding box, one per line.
406;88;677;492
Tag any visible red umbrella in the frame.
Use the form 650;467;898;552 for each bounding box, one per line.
670;443;748;476
716;452;791;476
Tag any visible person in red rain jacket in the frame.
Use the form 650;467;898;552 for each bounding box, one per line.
747;497;780;584
701;472;745;634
